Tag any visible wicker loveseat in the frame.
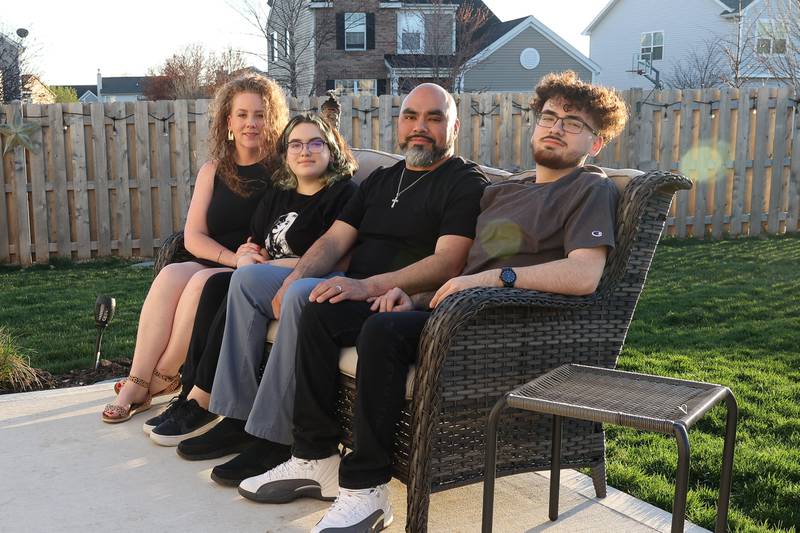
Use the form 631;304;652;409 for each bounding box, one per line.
154;149;691;532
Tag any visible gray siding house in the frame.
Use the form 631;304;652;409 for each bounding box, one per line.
266;0;317;97
70;72;149;103
461;15;598;92
584;0;794;89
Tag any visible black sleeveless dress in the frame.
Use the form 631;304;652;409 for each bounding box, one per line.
192;163;270;267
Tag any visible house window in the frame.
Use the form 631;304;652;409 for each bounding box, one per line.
335;79;377;96
271;31;279;61
398;12;425;53
640;31;663;62
756;20;787;54
345;12;367;50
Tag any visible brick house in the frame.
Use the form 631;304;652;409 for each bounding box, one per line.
266;0;499;96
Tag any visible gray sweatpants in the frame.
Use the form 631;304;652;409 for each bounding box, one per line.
208;263;331;445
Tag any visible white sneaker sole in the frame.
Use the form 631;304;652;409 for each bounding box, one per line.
149;416;220;447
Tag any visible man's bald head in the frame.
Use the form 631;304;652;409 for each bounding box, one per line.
401;83;457;122
398;83;460;170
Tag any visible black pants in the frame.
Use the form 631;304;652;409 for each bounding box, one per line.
293;300;429;489
180;271;233;396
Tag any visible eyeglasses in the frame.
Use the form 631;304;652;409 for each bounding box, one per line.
287;139;327;154
536;113;599;136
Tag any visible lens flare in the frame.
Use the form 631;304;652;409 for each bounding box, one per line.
679;142;728;183
479;219;523;259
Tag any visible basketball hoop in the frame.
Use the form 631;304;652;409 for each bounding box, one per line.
628;53;663;89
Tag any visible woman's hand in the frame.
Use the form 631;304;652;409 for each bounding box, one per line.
368;287;414;312
236;253;266;268
235;238;262;263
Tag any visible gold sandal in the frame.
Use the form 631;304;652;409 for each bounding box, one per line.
102;376;153;424
151;369;181;397
114;370;181;398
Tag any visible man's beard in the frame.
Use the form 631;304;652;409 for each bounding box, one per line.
533;148;584;169
532;137;585;170
400;135;452;168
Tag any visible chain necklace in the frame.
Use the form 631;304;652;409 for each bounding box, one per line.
390;168;434;208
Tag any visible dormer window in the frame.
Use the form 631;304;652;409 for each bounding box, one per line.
345;12;367;50
756;20;786;54
398;12;425;53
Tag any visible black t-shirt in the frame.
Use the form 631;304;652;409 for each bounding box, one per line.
250;178;357;259
337;157;488;279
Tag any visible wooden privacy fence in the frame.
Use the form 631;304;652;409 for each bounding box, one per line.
1;88;799;265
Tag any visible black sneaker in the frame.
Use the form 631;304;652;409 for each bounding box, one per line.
142;397;186;435
149;399;219;447
210;438;292;487
176;417;256;461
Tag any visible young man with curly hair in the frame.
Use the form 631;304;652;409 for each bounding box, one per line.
250;71;629;533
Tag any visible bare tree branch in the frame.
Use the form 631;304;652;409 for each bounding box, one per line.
665;40;725;89
757;0;800;93
230;0;339;97
145;43;246;100
1;26;42;103
396;0;492;93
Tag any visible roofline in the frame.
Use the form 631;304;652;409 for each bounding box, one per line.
470;15;599;75
582;0;617;35
582;0;759;34
740;0;763;15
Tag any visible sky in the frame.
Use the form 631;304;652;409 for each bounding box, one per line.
3;0;607;86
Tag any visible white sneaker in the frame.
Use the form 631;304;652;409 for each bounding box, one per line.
312;484;393;533
237;454;340;503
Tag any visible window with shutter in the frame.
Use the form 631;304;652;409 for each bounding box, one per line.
344;12;367;51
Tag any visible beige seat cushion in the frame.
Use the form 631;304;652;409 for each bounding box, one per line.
266;320;416;400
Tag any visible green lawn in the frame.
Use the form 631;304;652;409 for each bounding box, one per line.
0;257;151;374
1;237;799;532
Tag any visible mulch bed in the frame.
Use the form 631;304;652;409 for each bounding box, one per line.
0;358;131;395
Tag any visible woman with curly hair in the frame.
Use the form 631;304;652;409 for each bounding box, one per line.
102;74;289;423
144;114;358;448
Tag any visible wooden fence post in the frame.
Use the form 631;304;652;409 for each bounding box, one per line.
90;102;112;257
0;105;10;263
134;101;154;257
8;104;32;265
27;104;49;263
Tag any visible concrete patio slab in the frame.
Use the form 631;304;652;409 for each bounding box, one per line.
0;383;709;533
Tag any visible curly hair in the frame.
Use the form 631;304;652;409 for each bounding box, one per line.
271;113;358;190
530;71;628;141
208;73;289;196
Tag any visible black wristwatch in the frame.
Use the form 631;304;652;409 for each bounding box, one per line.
499;267;516;288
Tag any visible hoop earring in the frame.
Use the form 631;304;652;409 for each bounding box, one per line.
227;130;234;141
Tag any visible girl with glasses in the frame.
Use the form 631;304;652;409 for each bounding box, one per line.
143;114;358;446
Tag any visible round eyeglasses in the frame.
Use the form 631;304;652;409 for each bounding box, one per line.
287;139;327;154
536;113;599;136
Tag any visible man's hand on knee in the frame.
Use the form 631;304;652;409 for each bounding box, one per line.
310;276;368;304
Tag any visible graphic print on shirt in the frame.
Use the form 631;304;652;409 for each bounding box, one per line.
265;212;298;259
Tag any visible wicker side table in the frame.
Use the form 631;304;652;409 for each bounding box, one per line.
482;364;737;533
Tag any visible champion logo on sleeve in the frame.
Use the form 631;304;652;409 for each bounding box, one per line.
591;230;603;237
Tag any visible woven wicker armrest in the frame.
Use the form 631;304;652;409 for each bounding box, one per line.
153;230;195;276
